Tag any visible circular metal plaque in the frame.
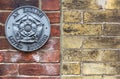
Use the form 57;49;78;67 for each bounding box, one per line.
5;6;50;52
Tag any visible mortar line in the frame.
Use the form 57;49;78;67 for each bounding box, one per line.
39;0;41;9
44;11;60;13
0;10;12;12
60;0;63;78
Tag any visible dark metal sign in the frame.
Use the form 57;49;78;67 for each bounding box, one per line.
5;6;50;52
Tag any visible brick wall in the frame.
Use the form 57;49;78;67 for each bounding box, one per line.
0;0;120;79
61;0;120;79
0;0;60;79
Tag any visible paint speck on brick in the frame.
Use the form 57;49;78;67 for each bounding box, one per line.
32;54;39;62
11;54;21;62
97;0;107;9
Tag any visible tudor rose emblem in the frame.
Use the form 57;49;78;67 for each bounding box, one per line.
5;6;50;52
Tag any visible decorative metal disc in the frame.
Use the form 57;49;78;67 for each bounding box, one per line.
5;6;50;52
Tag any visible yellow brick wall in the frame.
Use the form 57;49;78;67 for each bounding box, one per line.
61;0;120;79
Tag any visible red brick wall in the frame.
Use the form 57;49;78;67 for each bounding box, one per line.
0;0;60;79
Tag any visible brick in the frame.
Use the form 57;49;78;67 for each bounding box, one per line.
83;63;120;75
83;63;106;74
82;50;102;61
105;0;120;9
63;36;82;48
39;76;60;79
0;64;18;76
62;63;80;75
0;12;10;24
0;51;20;63
0;51;39;63
0;38;60;50
84;10;120;23
83;37;120;49
51;25;60;37
103;76;120;79
0;25;5;36
14;0;39;8
18;77;39;79
42;0;60;11
63;11;81;23
61;76;82;79
41;64;60;75
102;50;120;62
17;52;39;63
62;76;102;79
0;0;39;10
19;64;42;76
0;50;60;63
0;0;15;10
0;53;3;62
39;50;60;62
62;0;120;10
46;12;60;24
82;76;102;79
19;64;60;76
63;24;102;35
0;38;13;50
104;24;120;36
105;63;120;74
41;37;60;50
0;77;39;79
62;0;102;10
62;49;82;62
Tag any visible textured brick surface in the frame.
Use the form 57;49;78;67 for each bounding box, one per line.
19;64;60;76
0;38;13;50
0;12;10;24
39;50;60;62
14;0;39;7
46;12;60;24
63;24;102;35
0;51;40;63
42;0;60;11
0;0;39;10
0;0;15;10
83;63;120;75
62;0;101;10
83;37;120;49
103;76;120;79
84;10;120;23
62;63;80;75
62;49;82;62
102;50;120;62
0;77;39;79
62;76;82;79
61;0;120;78
63;36;82;48
63;11;81;23
104;24;120;36
0;25;5;36
105;0;120;9
41;37;60;50
62;0;120;10
51;25;60;37
62;76;102;79
82;50;102;61
0;64;18;76
0;76;60;79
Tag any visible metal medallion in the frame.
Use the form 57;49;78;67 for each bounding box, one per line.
5;6;50;52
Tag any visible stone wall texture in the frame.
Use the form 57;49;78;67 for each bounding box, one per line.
61;0;120;79
0;0;120;79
